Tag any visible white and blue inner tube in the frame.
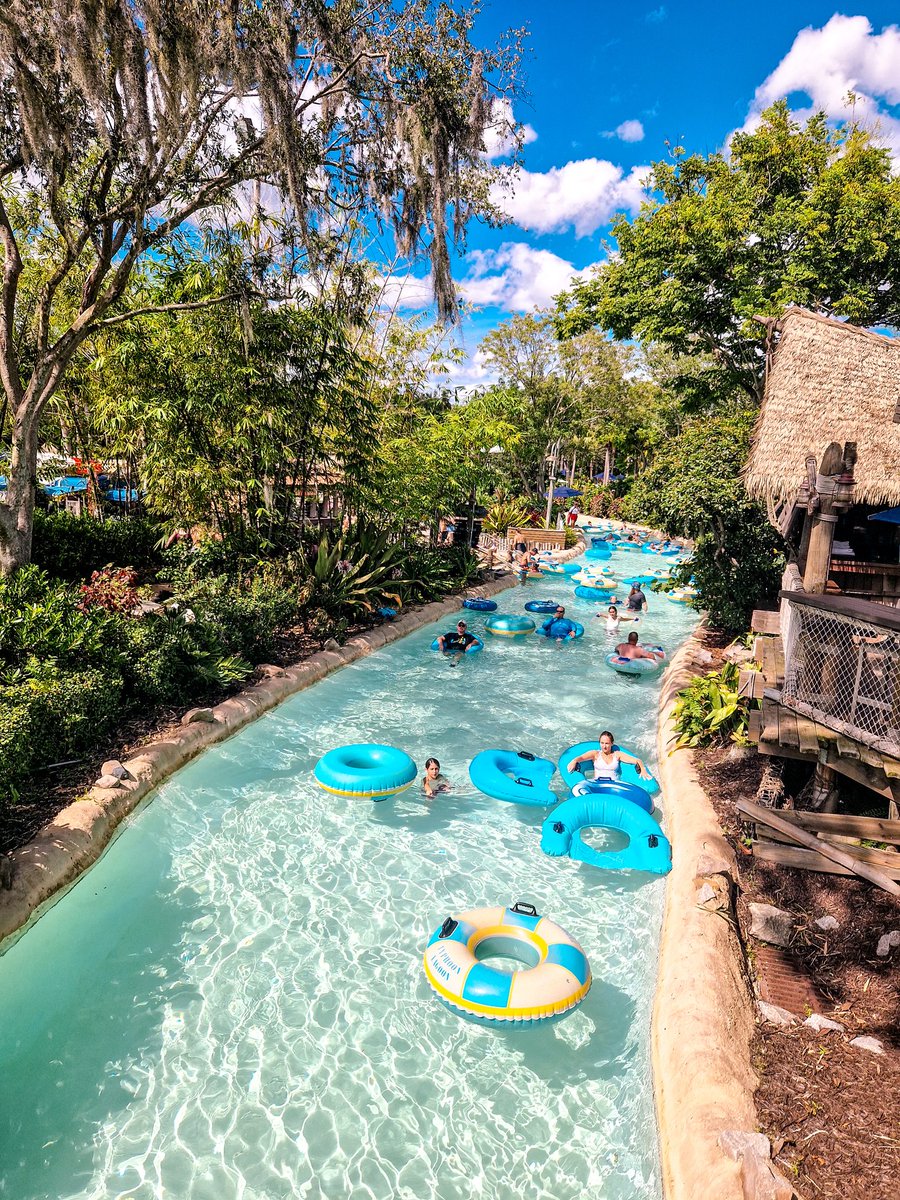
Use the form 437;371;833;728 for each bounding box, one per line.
314;743;417;800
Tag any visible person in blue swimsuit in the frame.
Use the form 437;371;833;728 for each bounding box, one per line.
541;605;578;642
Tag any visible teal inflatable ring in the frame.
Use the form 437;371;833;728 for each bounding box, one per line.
314;743;417;801
431;636;484;654
484;614;535;638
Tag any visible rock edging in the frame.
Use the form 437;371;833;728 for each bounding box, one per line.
0;572;516;949
653;628;759;1200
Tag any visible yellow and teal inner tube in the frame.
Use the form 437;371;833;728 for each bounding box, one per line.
484;613;535;638
423;902;591;1024
314;743;416;800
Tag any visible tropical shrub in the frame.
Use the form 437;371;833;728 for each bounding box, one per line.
482;499;530;534
672;662;751;747
78;567;140;615
577;481;627;519
32;509;163;581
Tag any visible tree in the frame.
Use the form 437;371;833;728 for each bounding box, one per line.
626;410;785;634
557;102;900;405
0;0;523;572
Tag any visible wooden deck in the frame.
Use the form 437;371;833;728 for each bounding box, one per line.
743;613;900;811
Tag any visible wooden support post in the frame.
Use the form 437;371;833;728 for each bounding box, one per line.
802;444;846;595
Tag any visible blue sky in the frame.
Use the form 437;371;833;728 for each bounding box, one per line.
383;4;900;386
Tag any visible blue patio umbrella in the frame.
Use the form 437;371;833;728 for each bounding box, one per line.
868;507;900;524
543;486;582;500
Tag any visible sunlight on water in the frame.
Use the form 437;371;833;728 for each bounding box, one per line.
0;548;696;1200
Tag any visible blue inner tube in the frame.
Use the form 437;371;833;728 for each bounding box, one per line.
558;741;660;796
540;561;580;576
469;749;557;806
463;598;497;612
314;743;417;800
574;584;615;601
524;599;560;613
540;791;671;874
622;574;657;586
431;636;484;655
584;546;611;560
535;620;584;639
570;777;652;812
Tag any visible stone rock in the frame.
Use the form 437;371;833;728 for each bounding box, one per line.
757;1001;797;1027
696;882;717;904
726;744;754;762
749;902;796;948
695;851;736;880
803;1014;845;1033
323;638;340;651
814;914;840;932
741;1153;795;1200
875;930;900;957
718;1130;771;1162
181;707;217;726
95;774;124;790
850;1035;884;1055
696;649;714;665
100;760;128;780
257;664;286;679
723;644;755;665
137;599;165;616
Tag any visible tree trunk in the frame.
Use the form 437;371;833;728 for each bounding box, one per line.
0;404;39;574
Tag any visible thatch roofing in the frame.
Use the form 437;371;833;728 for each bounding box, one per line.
745;307;900;506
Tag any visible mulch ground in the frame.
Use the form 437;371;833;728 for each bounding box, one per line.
0;620;364;857
691;630;900;1200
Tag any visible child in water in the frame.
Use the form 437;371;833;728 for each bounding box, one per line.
422;757;451;798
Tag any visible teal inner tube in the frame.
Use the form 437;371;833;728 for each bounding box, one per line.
484;613;535;638
539;561;579;576
574;584;615;601
314;743;417;800
558;741;660;796
584;546;611;560
540;791;671;874
605;646;665;676
462;598;497;611
431;636;484;654
468;749;557;806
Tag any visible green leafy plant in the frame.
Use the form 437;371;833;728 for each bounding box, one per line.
672;661;751;747
482;499;530;534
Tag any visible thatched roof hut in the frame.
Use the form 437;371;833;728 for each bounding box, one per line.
745;307;900;506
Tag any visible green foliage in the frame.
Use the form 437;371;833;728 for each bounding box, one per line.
557;103;900;404
483;499;530;534
672;662;751;748
577;481;627;520
626;411;784;634
32;510;162;581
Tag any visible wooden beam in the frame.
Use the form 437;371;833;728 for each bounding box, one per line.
736;798;900;894
768;809;900;844
752;840;900;881
751;610;781;635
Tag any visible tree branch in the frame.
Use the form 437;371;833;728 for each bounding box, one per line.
95;292;243;328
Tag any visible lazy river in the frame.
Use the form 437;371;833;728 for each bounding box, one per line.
0;548;696;1200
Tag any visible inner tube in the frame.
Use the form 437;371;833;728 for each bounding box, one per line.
539;562;580;576
535;620;584;639
524;599;560;613
468;749;557;805
584;546;611;560
484;614;535;638
463;598;497;612
605;646;665;676
668;588;698;604
540;793;671;874
423;902;591;1024
314;743;417;801
558;741;660;796
574;584;616;601
431;635;484;655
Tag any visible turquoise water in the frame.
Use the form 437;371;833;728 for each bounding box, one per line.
0;551;695;1200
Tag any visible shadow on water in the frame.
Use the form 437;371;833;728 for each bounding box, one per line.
0;860;207;1200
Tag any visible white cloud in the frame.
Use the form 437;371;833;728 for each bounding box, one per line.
460;242;599;312
614;119;645;143
492;159;648;236
743;15;900;159
376;271;435;312
482;98;538;160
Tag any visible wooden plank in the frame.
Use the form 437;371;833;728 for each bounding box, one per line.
751;609;781;635
738;668;759;701
748;708;762;745
752;841;900;881
761;638;776;684
756;739;812;763
778;704;800;750
881;756;900;780
760;697;779;743
773;641;786;685
770;809;900;845
796;715;820;755
835;736;860;760
736;798;900;894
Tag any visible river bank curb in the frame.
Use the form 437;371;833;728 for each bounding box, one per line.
0;572;520;948
653;628;758;1200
